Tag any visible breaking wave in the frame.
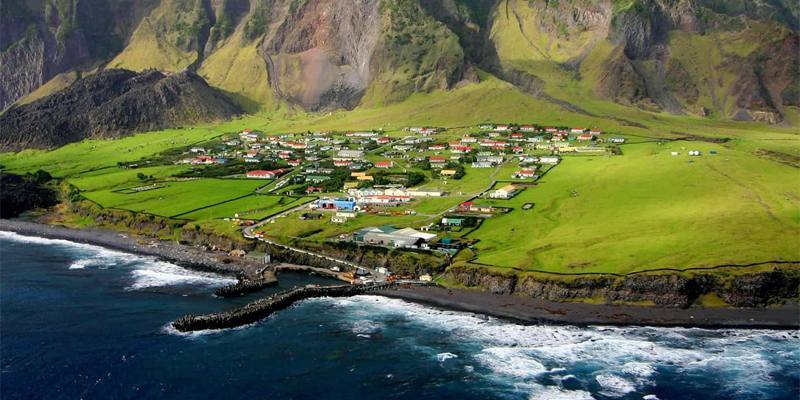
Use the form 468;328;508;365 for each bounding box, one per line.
314;295;800;399
0;231;235;290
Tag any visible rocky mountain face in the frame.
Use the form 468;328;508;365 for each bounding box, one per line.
0;69;242;151
1;0;798;122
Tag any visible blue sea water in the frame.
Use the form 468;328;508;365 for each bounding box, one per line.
1;231;798;400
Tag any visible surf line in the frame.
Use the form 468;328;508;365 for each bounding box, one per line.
172;282;436;332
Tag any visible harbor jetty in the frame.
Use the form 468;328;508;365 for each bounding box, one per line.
173;282;433;332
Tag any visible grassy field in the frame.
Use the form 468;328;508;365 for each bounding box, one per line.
466;140;800;274
179;195;313;220
81;179;264;218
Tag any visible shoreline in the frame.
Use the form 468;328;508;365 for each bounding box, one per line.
376;286;799;330
2;219;797;330
0;219;267;279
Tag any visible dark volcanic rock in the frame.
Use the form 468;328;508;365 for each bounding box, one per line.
0;69;242;151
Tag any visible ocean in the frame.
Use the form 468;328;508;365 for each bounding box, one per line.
1;231;798;400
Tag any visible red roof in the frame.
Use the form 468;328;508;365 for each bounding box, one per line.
375;161;393;167
429;156;447;162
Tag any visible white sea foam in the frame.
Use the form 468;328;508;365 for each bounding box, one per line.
1;231;235;290
313;295;798;398
436;352;458;362
127;261;236;290
596;374;636;397
528;385;595;400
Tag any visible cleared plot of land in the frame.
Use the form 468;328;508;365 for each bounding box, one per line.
179;195;313;220
82;179;264;218
466;141;800;274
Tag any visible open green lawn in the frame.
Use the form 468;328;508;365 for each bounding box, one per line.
179;195;313;220
69;165;190;191
81;179;264;218
466;140;800;274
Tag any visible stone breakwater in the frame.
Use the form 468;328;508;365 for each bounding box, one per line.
213;271;279;298
173;283;435;332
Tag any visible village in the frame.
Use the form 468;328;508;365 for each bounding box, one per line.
145;122;634;262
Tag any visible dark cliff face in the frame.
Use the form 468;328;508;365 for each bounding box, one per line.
0;69;242;151
444;265;800;308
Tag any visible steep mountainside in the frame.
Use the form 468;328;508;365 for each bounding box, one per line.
0;69;242;151
1;0;798;122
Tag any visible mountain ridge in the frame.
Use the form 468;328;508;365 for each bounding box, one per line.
1;0;798;126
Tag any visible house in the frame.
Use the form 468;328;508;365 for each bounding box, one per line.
609;137;626;143
571;128;586;134
190;147;206;153
513;169;538;179
376;136;392;144
458;202;495;213
288;159;302;166
191;155;216;165
479;124;494;130
428;144;447;151
375;161;394;168
313;198;358;211
246;169;285;179
520;125;536;132
440;169;457;177
334;159;353;167
510;132;525;140
429;156;447;164
355;226;436;249
244;157;261;163
278;151;292;159
335;149;365;160
305;186;324;194
494;124;510;132
476;155;503;164
408;188;443;197
306;175;332;183
451;145;473;154
539;156;560;165
472;161;494;168
441;217;463;226
577;133;594;141
489;184;518;199
461;136;478;143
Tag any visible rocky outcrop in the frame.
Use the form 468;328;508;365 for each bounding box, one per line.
0;69;242;150
445;264;800;308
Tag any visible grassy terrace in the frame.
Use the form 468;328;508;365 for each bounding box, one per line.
1;74;798;277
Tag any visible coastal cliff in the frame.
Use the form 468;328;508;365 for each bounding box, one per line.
444;264;800;308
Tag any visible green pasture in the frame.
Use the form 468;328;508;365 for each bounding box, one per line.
82;179;264;218
179;195;313;220
466;140;800;274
